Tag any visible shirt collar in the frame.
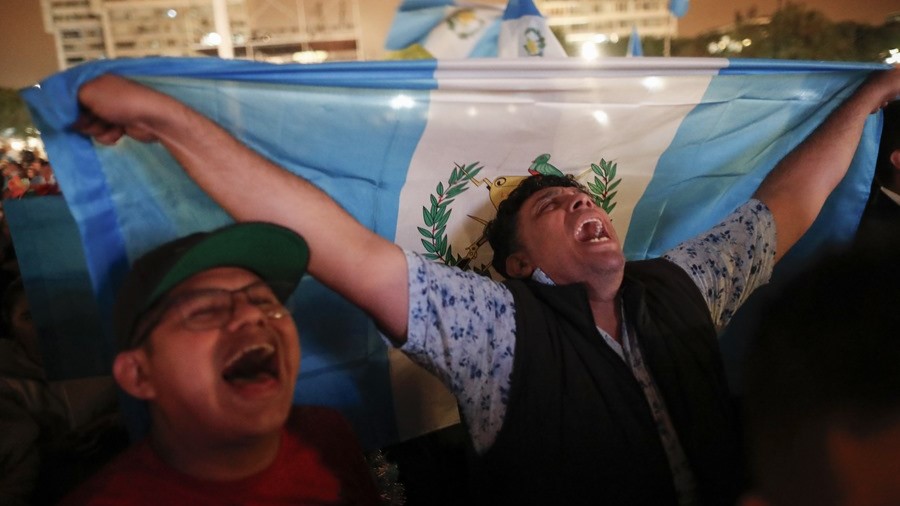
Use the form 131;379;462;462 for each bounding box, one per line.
531;267;556;285
881;186;900;207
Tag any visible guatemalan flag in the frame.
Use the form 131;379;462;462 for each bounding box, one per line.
669;0;689;18
19;57;885;448
628;25;643;57
385;0;565;59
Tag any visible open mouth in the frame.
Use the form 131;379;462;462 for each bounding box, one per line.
574;218;610;243
222;343;279;385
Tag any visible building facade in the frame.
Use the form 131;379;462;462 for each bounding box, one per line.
38;0;682;69
535;0;678;49
39;0;362;69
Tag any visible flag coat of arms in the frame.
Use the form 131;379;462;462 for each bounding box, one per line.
20;57;884;447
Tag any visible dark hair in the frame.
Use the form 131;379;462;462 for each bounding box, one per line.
484;174;585;278
743;238;900;505
875;101;900;187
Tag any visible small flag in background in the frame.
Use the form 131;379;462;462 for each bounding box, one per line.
669;0;689;18
498;0;566;58
627;25;643;57
385;0;565;59
384;0;504;59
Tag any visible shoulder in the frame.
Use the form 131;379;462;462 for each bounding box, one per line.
288;406;349;426
58;441;158;506
405;248;506;289
286;405;359;446
624;258;711;315
625;256;687;279
625;257;700;294
403;248;515;341
283;406;375;494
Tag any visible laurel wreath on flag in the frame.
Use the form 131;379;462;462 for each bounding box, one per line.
587;159;621;214
417;162;483;266
418;159;621;270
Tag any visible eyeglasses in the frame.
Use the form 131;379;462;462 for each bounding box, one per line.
132;281;292;347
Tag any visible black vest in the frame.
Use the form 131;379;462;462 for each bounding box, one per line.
470;258;743;505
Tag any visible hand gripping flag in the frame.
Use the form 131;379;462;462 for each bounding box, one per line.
20;57;885;448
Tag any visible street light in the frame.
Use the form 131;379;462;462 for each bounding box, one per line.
581;42;600;60
887;48;900;65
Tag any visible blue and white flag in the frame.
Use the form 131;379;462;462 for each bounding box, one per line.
386;0;565;59
385;0;504;58
627;25;643;57
669;0;689;18
21;57;884;447
498;0;566;58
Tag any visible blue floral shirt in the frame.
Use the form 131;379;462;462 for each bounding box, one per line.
395;199;776;504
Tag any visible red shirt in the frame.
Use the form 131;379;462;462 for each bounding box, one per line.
61;406;380;505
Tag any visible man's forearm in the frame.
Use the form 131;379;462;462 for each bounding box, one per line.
753;67;900;262
77;75;411;340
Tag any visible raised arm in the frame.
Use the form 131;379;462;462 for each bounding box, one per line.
753;67;900;263
75;74;410;342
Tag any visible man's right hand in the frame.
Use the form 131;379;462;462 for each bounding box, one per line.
72;73;412;343
74;74;169;144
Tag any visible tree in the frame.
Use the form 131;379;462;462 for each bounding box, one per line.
672;3;900;62
0;88;35;136
769;2;834;59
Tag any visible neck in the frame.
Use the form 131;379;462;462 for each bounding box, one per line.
150;420;282;481
585;273;624;342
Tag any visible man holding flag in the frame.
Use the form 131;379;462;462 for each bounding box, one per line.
74;67;900;505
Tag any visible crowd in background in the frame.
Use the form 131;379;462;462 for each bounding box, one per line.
1;146;60;200
0;143;129;506
0;144;59;343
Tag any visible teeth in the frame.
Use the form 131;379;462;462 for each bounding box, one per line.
576;218;607;242
224;343;275;370
222;342;280;384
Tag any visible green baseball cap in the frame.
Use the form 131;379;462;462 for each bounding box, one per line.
113;222;309;350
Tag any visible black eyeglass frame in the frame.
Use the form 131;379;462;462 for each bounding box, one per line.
127;280;295;349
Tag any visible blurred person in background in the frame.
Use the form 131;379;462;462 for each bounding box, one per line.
856;100;900;241
742;238;900;506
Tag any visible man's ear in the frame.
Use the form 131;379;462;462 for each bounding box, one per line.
890;149;900;171
113;350;156;400
505;251;534;279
